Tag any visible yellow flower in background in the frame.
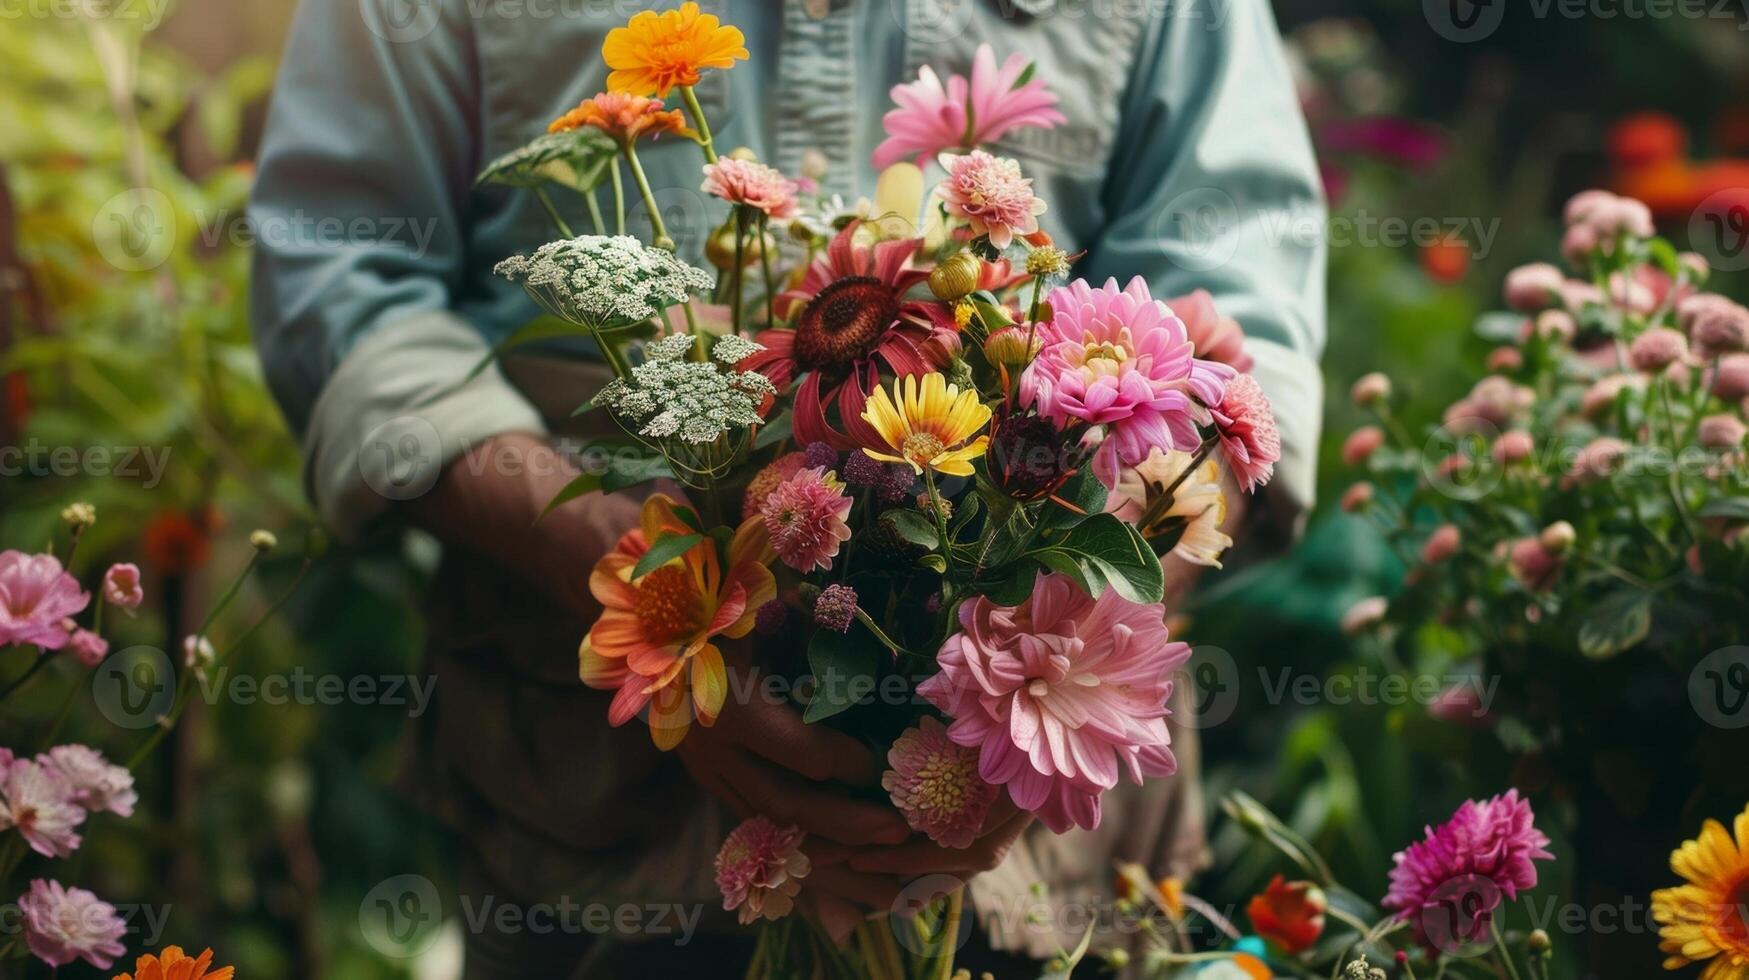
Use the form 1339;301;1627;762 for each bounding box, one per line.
603;2;749;98
1651;802;1749;980
860;372;991;477
111;946;234;980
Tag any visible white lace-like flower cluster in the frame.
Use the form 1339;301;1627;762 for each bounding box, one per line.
495;236;713;326
595;334;776;444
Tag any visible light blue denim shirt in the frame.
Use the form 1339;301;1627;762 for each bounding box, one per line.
250;0;1327;538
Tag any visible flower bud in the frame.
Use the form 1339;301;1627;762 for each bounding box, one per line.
1528;929;1551;953
1350;372;1391;406
1341;425;1385;467
60;503;96;529
706;222;775;269
1421;524;1462;564
983;326;1041;368
1340;482;1375;513
1628;327;1688;373
1486;346;1523;373
1494;430;1535;465
726;145;758;162
1539;520;1577;554
1502;263;1564;312
1534;309;1577;343
250;530;279;553
928;251;982;301
1698;413;1747;449
1340;597;1389;635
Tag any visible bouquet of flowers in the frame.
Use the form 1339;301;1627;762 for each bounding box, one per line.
478;5;1281;973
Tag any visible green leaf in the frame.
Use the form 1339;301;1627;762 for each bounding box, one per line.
1646;237;1682;280
632;533;702;579
1028;513;1164;604
1577;590;1652;660
753;412;793;450
535;472;602;522
978;560;1041;605
803;624;881;723
884;509;940;550
1698;495;1749;521
601;454;673;493
1037;465;1107;530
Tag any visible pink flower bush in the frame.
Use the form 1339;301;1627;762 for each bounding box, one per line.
1213;374;1281;493
881;716;998;848
1020;277;1234;487
873;44;1064;169
0;551;89;650
918;571;1188;833
701;157;798;220
760;466;853;573
17;879;128;969
40;745;136;818
1383;791;1552;952
934;151;1046;249
0;754;86;857
101;562;144;611
715;816;810;924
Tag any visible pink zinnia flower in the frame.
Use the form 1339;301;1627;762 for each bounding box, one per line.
701;157;798;220
872;44;1065;170
742;451;807;520
101;563;144;612
39;745;136;818
1628;327;1688;372
760;466;853;573
1502;262;1564;312
1213;374;1281;492
934;151;1046;250
17;879;128;969
0;551;89;650
0;756;86;858
1383;791;1552;952
918;571;1188;834
66;629;107;668
881;716;999;848
1020;277;1234;487
715;817;810;925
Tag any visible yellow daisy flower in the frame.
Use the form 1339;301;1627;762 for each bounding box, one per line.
602;2;749;98
859;373;991;477
1651;802;1749;980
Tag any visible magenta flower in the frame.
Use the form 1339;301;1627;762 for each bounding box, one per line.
715;817;810;925
812;583;857;634
39;745;136;818
918;571;1188;833
0;755;86;858
66;629;107;668
701;157;798;220
17;879;128;969
0;551;89;650
101;563;144;612
760;466;853;573
872;44;1065;170
1383;791;1552;952
1020;277;1234;487
1213;373;1281;492
882;716;999;848
934;151;1046;249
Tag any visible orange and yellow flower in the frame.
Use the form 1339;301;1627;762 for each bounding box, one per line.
1651;802;1749;980
579;494;774;750
111;946;233;980
858;372;991;477
602;2;748;98
549;92;693;145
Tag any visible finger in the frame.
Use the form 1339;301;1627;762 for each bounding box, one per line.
727;759;911;845
732;696;881;787
807;865;906;911
805;890;864;948
848;810;1032;875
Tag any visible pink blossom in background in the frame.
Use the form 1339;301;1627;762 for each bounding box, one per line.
39;745;136;818
934;151;1046;249
701;157;799;220
1318;117;1447;170
1383;791;1552;952
0;755;86;857
715;817;810;925
1166;289;1253;372
1213;374;1281;493
881;716;998;848
918;571;1188;833
100;563;143;611
872;44;1065;169
17;879;128;969
0;551;89;650
66;629;107;668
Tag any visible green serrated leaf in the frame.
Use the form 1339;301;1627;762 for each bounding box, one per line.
1577;590;1652;660
632;532;702;579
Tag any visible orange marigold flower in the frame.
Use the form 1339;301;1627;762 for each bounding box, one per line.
112;945;234;980
579;494;775;750
549;92;693;145
602;1;748;98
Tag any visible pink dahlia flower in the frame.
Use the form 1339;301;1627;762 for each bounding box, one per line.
0;756;86;857
1167;289;1253;372
1213;374;1281;492
1020;277;1234;487
918;571;1188;833
17;879;128;969
1383;791;1552;952
39;745;136;818
701;157;799;220
881;716;999;848
760;466;853;573
872;44;1065;170
101;562;144;611
715;816;810;924
934;151;1046;250
0;551;89;650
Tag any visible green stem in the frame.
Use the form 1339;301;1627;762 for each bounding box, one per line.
1491;921;1526;980
731;206;747;337
611;158;627;235
0;653;49;703
582;188;606;235
759;214;777;328
853;608;906;658
621;142;673;251
679;85;719;165
532;186;574;238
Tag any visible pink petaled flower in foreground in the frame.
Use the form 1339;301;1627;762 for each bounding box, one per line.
1382;790;1553;953
1021;277;1235;488
873;44;1065;169
39;745;136;818
701;157;799;220
1213;373;1281;493
0;551;89;650
715;817;810;925
18;879;128;969
882;716;999;848
0;756;86;858
101;562;144;612
934;151;1046;250
760;466;853;573
918;571;1188;833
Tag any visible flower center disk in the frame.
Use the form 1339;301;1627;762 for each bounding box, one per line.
793;276;898;371
634;564;703;645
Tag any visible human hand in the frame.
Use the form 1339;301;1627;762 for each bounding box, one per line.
845;797;1034;879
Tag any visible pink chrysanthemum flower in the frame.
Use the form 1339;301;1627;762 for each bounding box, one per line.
1383;791;1553;953
0;756;86;858
934;151;1046;250
760;466;853;573
873;44;1066;169
18;879;128;969
1020;277;1234;487
882;716;999;848
0;551;90;650
701;157;799;220
917;571;1188;833
715;817;810;925
39;745;136;818
742;451;807;521
101;563;144;612
1213;373;1281;492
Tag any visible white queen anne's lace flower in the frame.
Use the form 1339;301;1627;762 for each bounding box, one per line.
495;236;713;327
595;335;775;444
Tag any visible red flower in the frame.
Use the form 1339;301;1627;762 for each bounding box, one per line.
1246;874;1327;954
142;509;215;576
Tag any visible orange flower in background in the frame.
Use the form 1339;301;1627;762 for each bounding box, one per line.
602;2;748;98
1246;874;1328;954
1608;111;1688;171
112;945;234;980
579;494;775;750
142;509;216;575
1421;231;1470;284
549;92;694;145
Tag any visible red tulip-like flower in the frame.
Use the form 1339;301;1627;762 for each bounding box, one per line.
1246;874;1327;954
